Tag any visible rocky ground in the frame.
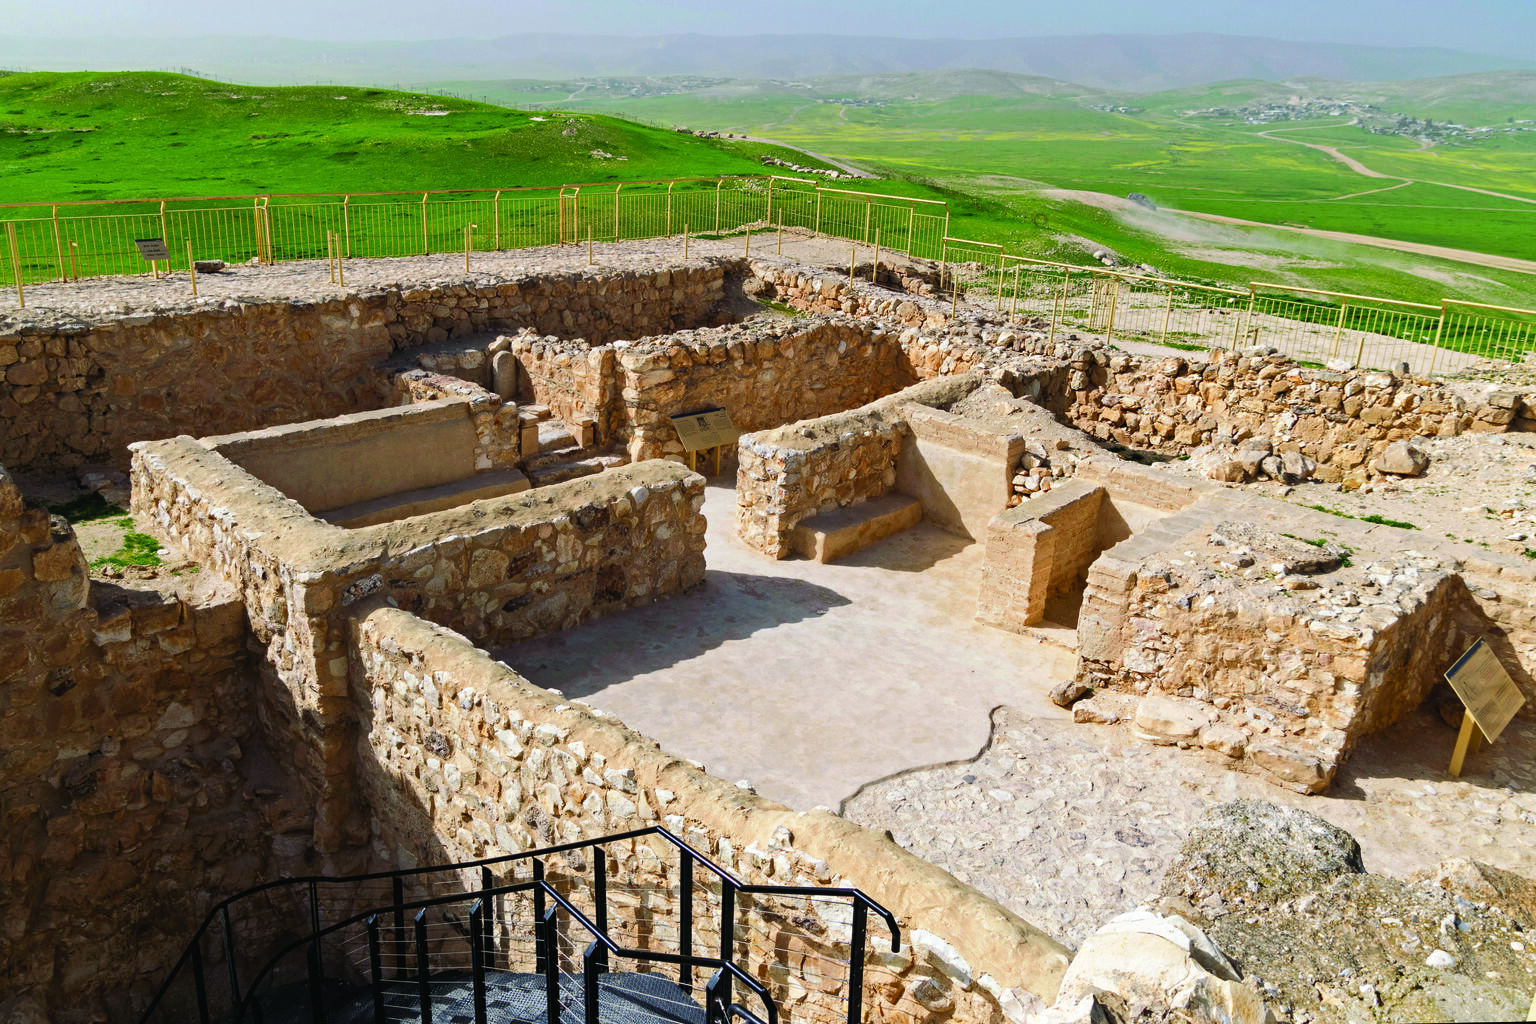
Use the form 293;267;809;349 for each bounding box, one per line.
847;714;1536;1022
841;702;1536;948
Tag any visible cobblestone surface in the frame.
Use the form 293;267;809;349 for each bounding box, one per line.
843;703;1536;950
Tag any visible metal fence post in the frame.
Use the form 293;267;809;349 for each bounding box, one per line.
583;941;608;1024
343;194;351;257
51;205;65;282
367;915;387;1024
1426;304;1446;376
470;900;489;1024
679;856;694;993
421;193;430;255
613;183;622;243
715;179;722;234
847;901;868;1024
415;908;433;1024
540;905;560;1024
1331;299;1349;359
191;939;212;1024
6;222;26;308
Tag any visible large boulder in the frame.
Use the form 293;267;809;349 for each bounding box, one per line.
1046;910;1271;1024
1372;440;1429;477
1156;802;1536;1024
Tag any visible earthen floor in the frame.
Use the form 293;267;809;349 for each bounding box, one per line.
495;481;1536;949
495;482;1077;811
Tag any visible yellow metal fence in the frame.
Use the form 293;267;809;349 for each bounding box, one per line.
934;250;1536;376
2;177;1534;377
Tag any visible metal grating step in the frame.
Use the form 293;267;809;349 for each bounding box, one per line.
264;970;706;1024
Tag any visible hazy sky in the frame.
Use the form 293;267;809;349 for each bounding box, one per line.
3;0;1532;59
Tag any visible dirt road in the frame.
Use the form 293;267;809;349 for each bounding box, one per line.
1181;209;1536;275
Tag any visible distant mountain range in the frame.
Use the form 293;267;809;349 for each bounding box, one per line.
3;33;1532;92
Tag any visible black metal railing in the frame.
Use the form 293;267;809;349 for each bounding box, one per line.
137;825;900;1024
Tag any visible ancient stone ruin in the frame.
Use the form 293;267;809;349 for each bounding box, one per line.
3;246;1535;1024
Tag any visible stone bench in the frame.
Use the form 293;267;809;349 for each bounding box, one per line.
789;494;922;563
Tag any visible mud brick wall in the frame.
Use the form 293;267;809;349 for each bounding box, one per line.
349;602;1073;1024
0;464;300;1023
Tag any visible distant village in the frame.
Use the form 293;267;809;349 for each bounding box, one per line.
1166;96;1535;143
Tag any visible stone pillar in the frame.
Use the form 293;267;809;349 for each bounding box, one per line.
492;350;518;401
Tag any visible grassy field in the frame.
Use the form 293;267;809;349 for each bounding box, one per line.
1;69;1533;309
0;71;838;202
434;70;1536;291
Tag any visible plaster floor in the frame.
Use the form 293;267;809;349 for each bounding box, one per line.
495;482;1076;812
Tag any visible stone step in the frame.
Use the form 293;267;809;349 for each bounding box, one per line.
789;494;923;563
523;404;554;422
538;419;577;451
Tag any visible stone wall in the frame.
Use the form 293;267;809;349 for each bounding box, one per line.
618;318;915;462
349;601;1073;1023
1;264;730;472
1062;348;1535;486
507;331;615;442
1076;506;1467;792
207;398;520;514
131;440;706;853
0;464;302;1023
734;376;982;558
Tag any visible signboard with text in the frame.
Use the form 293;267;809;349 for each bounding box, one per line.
134;238;170;262
1445;637;1526;744
670;408;739;452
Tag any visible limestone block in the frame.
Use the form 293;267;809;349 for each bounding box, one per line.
1050;910;1270;1024
1246;739;1331;794
1133;696;1214;745
1372;440;1428;477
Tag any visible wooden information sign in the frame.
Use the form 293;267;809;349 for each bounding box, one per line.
134;238;170;262
669;408;739;475
1444;637;1527;776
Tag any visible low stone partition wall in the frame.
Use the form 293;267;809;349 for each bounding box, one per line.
0;263;731;472
735;375;982;558
131;437;706;852
1062;348;1535;484
0;464;299;1021
350;601;1073;1023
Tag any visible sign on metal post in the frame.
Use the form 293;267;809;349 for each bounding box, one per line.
1444;637;1527;776
670;408;738;453
134;238;170;262
670;407;739;476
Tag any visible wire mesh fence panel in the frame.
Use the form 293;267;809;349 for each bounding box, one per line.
910;214;946;261
1249;287;1445;373
1440;302;1536;368
737;892;856;1024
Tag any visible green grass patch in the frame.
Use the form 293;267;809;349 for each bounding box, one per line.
90;529;163;570
1304;503;1419;529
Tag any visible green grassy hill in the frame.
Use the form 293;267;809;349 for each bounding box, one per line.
0;71;839;202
